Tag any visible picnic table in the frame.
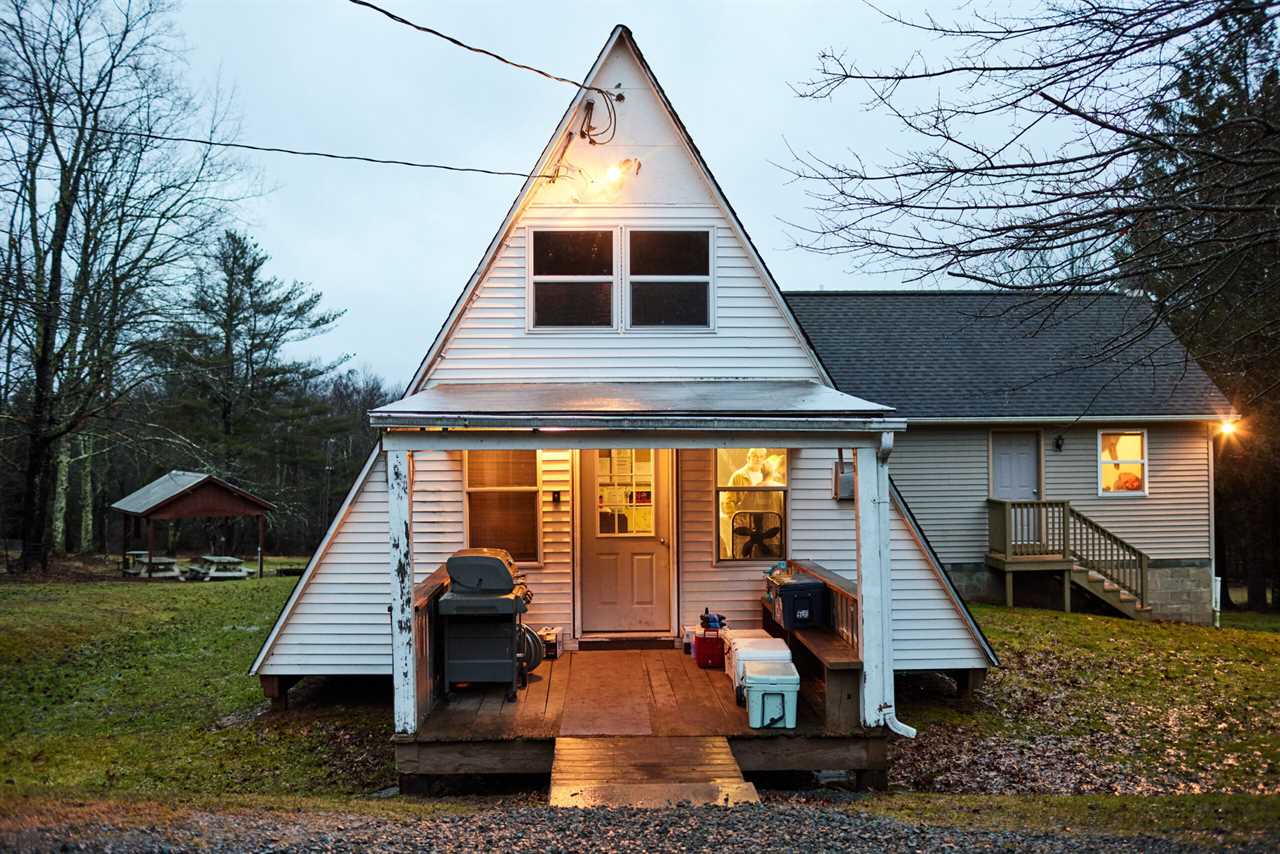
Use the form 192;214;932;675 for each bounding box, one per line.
184;554;249;581
125;554;180;579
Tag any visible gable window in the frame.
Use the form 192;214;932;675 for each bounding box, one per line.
628;230;711;327
1098;431;1147;495
530;230;614;327
465;450;540;562
716;448;787;560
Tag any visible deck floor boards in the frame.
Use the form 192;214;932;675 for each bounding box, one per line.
549;736;759;807
418;649;827;742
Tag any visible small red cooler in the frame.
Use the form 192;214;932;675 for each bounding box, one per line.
693;627;725;669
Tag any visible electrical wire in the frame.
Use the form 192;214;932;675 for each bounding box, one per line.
347;0;620;144
3;119;557;177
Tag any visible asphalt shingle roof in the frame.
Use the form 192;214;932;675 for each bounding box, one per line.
785;291;1233;420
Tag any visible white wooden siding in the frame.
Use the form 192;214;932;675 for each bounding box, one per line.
531;450;574;631
789;448;856;580
889;505;990;670
1044;424;1211;560
259;456;392;675
677;449;773;630
890;429;991;565
427;220;821;384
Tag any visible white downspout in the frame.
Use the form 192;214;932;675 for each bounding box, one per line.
856;433;916;739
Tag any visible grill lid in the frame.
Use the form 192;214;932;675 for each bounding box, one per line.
446;547;518;594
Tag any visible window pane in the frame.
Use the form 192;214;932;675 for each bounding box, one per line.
630;231;709;275
718;489;785;560
1101;463;1145;493
630;282;709;326
1101;432;1144;461
534;281;612;326
468;492;538;562
468;450;537;488
533;230;613;276
716;448;788;487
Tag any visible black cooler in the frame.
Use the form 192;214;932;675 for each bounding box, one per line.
767;571;828;630
439;548;531;701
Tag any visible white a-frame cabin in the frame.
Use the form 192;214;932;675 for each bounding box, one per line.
251;26;996;785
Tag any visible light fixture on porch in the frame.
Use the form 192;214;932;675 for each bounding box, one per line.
1219;418;1239;437
605;158;639;185
1053;434;1065;452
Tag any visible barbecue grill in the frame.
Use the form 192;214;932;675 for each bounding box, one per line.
439;548;541;701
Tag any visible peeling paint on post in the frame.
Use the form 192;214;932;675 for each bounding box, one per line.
386;449;417;734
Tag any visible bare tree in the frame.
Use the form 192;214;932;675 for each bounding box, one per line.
0;0;238;569
790;0;1280;398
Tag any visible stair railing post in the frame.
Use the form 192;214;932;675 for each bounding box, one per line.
1139;551;1149;603
1004;501;1013;557
1061;502;1072;561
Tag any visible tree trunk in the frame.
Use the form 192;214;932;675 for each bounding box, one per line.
79;434;94;553
50;438;70;555
1247;544;1269;611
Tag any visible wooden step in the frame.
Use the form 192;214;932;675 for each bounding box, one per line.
549;736;759;807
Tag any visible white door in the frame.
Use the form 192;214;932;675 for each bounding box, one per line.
992;432;1040;500
992;431;1041;547
579;449;672;633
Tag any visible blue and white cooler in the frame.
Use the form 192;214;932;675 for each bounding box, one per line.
725;634;792;705
742;659;800;729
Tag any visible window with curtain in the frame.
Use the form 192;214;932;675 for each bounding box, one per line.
465;450;540;562
716;448;787;560
1098;431;1147;495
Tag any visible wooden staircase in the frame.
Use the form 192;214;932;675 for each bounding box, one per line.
987;499;1153;620
1069;567;1152;621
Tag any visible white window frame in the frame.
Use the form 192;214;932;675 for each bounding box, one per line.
592;448;658;539
463;449;544;566
1096;429;1149;497
712;448;789;564
623;226;716;332
526;227;620;332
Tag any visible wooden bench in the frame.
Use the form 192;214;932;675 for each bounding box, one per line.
760;560;862;734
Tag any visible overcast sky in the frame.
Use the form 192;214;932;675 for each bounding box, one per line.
175;1;938;387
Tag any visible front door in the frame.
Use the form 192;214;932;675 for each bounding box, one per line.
991;431;1040;500
580;449;672;633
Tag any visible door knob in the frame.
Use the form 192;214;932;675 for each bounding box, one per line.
659;537;668;545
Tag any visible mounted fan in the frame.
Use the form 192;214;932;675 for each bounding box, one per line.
732;511;783;559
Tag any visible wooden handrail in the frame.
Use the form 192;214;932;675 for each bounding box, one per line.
986;499;1149;604
787;559;859;650
412;565;451;728
1067;507;1150;604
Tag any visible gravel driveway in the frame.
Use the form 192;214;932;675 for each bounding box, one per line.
4;802;1271;853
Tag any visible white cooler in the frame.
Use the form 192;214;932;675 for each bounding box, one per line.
728;636;792;704
743;659;800;729
720;627;771;674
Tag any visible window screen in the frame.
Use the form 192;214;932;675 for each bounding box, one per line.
628;230;711;328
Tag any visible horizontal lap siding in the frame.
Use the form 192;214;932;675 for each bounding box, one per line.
530;450;573;631
263;450;574;675
678;449;771;630
428;216;821;384
1045;424;1211;560
260;456;392;675
890;429;990;565
890;506;989;670
788;448;856;580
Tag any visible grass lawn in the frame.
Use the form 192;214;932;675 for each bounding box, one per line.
0;573;1276;841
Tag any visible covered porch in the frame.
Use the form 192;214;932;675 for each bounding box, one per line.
370;380;911;784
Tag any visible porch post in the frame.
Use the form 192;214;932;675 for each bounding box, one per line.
385;448;417;735
856;435;916;737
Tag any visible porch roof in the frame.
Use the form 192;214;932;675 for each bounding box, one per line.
369;380;897;432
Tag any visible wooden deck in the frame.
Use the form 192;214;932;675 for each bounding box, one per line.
415;649;832;741
395;649;887;783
